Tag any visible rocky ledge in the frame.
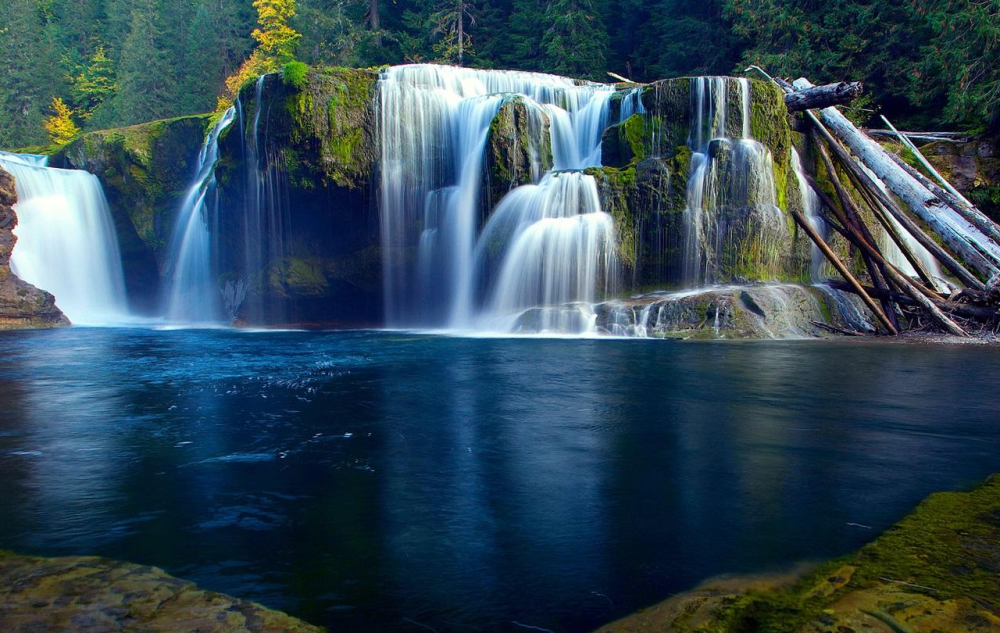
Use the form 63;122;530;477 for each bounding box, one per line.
596;474;1000;632
512;284;875;339
0;167;68;330
0;551;322;632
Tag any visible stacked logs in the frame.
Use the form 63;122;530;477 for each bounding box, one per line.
769;71;1000;337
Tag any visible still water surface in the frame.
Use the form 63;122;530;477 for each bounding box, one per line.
1;328;999;631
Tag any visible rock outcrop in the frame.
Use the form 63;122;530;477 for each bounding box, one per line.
0;167;68;330
590;77;819;292
594;283;873;339
212;67;383;325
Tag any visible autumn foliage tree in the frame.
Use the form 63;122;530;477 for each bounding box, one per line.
221;0;301;109
44;98;81;145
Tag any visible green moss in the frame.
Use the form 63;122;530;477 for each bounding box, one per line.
52;114;213;259
668;476;1000;632
282;61;309;89
621;114;648;163
285;66;379;189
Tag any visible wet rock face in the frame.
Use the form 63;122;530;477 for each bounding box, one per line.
0;551;322;632
213;69;384;326
0;167;69;330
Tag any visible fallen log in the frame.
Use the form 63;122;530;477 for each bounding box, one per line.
789;208;898;334
794;78;1000;280
806;110;987;290
827;281;999;321
880;117;1000;246
812;134;905;328
784;81;863;112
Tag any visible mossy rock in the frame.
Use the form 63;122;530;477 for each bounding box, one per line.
283;66;380;190
0;551;323;631
485;95;553;206
597;475;1000;632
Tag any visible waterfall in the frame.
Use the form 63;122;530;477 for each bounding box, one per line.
239;74;290;324
163;107;236;324
474;171;617;332
0;152;128;325
679;77;787;287
791;148;827;281
377;64;616;330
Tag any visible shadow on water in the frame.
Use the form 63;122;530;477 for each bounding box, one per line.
1;328;999;632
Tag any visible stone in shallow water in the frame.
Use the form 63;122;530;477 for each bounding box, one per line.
0;551;321;632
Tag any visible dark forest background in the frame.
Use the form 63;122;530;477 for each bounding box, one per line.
1;0;997;148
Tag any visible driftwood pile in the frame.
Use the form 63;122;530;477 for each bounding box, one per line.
756;67;1000;337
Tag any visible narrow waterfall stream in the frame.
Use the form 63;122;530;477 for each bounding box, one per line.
0;152;128;324
163;108;236;324
377;65;617;331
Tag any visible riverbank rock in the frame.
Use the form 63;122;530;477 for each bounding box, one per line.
594;284;874;339
0;551;322;632
51;115;214;313
0;167;68;330
595;474;1000;633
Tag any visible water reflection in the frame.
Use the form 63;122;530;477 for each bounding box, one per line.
0;329;998;632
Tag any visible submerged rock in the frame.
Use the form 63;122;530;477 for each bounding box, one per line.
0;167;68;330
595;474;1000;632
0;551;322;632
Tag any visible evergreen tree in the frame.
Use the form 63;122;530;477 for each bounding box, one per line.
540;0;608;80
0;0;66;147
431;0;476;65
71;47;116;120
111;0;182;125
507;0;545;70
919;0;1000;130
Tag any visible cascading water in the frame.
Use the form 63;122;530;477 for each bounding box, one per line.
239;74;290;324
163;107;236;324
377;64;617;331
0;152;128;324
474;171;617;332
679;77;787;287
791;148;828;281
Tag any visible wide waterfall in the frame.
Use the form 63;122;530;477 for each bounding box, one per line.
678;77;787;286
0;152;128;324
163;107;236;324
377;64;617;331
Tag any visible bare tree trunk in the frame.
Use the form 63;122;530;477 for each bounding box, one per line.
368;0;382;46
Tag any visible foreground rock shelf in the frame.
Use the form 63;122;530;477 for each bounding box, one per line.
0;552;321;632
596;475;1000;632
